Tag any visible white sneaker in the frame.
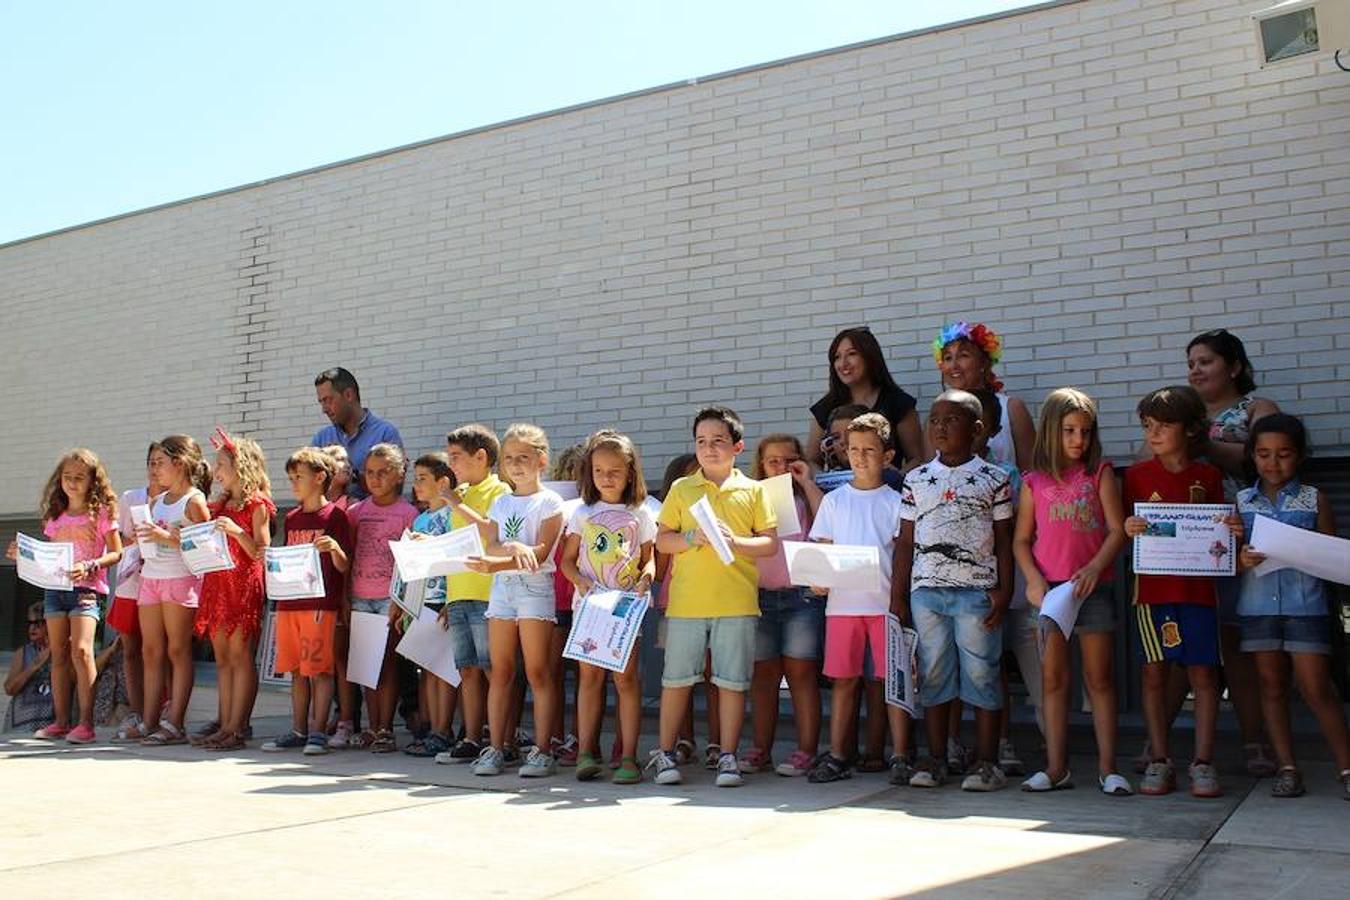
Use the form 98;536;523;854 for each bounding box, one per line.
470;745;505;776
327;721;355;750
647;750;682;785
519;747;556;778
961;762;1008;792
715;752;744;788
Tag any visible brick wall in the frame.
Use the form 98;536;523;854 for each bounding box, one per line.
2;0;1348;513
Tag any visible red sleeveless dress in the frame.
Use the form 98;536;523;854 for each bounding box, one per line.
196;496;276;640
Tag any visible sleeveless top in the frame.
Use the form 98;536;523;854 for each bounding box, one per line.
1024;463;1113;582
5;643;54;732
1209;393;1253;501
987;393;1016;470
197;495;276;639
141;489;203;580
1236;481;1326;617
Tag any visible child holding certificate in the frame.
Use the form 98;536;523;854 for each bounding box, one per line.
1013;389;1129;795
463;424;565;778
6;449;123;743
651;406;778;788
1235;414;1350;800
195;430;275;752
559;430;657;784
344;443;417;753
136;436;212;746
1123;386;1240;798
109;445;163;742
262;448;351;755
803;414;907;785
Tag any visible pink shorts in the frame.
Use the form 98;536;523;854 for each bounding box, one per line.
823;615;886;680
138;575;202;609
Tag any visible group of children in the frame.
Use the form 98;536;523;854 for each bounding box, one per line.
10;370;1350;801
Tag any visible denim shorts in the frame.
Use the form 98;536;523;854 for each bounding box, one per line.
444;600;491;670
43;589;104;621
351;597;391;615
485;573;557;622
910;586;1002;710
662;616;757;691
1239;614;1332;655
1044;581;1117;634
754;587;824;662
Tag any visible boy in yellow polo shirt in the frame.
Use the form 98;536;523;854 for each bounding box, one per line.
434;423;512;765
651;406;778;787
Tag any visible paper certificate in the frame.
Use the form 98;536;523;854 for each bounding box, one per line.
16;533;74;591
1038;581;1081;641
885;613;919;715
689;495;735;565
1132;503;1235;577
257;609;291;685
396;609;461;687
264;545;326;601
783;541;882;591
130;504;159;561
762;474;801;537
179;522;235;576
1250;514;1350;585
542;480;580;502
389;525;484;583
814;470;855;492
562;590;650;673
347;611;388;690
392;572;428;618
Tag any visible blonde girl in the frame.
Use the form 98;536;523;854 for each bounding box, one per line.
135;435;212;745
1013;389;1129;795
559;431;657;784
6;449;123;742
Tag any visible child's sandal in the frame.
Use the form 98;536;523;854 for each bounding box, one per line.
209;731;246;752
1270;766;1305;798
141;723;187;746
613;756;642;785
858;754;887;774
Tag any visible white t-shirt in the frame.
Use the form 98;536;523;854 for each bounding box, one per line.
899;455;1013;590
566;500;659;591
114;487;149;599
141;489;204;580
488;489;566;575
807;482;904;616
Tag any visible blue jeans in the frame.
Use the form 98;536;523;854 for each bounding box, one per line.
662;616;757;691
444;601;491;670
911;587;1002;710
754;587;824;662
43;589;103;621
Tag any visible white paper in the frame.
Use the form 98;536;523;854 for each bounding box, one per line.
347;610;389;690
392;572;428;618
542;480;580;502
16;533;73;591
264;545;327;601
783;541;881;591
256;609;291;685
115;543;142;584
179;521;235;576
562;590;649;673
395;608;462;687
689;495;735;565
1132;503;1236;577
1250;514;1350;585
1038;581;1081;641
885;613;919;715
762;474;801;538
130;504;159;561
389;524;484;582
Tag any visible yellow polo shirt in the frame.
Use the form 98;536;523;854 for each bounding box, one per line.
447;473;511;602
658;468;776;618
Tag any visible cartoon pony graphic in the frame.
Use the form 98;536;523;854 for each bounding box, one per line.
580;507;640;588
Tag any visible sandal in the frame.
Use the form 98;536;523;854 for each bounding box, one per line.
1244;743;1278;778
141;723;187;746
807;753;853;784
858;754;887;774
613;756;642;785
703;743;722;770
209;731;246;752
371;729;397;754
112;723;148;744
197;730;230;750
1270;766;1305;798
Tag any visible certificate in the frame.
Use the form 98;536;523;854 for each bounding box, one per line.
885;613;919;715
1251;514;1350;585
264;545;326;601
1038;581;1081;641
1132;503;1235;577
130;504;159;562
562;590;649;673
388;524;484;582
395;608;461;687
783;541;882;591
179;522;235;576
814;470;854;492
761;474;801;537
392;571;428;618
257;608;291;685
689;495;735;565
347;611;388;690
16;533;73;591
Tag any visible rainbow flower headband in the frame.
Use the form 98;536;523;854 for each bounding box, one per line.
932;321;1002;366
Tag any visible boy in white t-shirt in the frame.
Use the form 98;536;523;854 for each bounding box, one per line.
805;414;908;784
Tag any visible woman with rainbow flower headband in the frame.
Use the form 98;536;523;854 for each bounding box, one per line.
932;320;1040;778
932;320;1035;471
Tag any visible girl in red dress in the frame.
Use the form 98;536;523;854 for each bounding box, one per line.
197;429;275;750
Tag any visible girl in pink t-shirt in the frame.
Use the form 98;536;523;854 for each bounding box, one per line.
1013;388;1128;795
6;448;123;743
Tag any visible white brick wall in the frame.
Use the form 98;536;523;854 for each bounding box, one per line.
3;0;1349;513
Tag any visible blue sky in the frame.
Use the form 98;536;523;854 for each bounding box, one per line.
1;1;1032;245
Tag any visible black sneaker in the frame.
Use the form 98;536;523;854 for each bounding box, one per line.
502;743;521;767
436;738;480;765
